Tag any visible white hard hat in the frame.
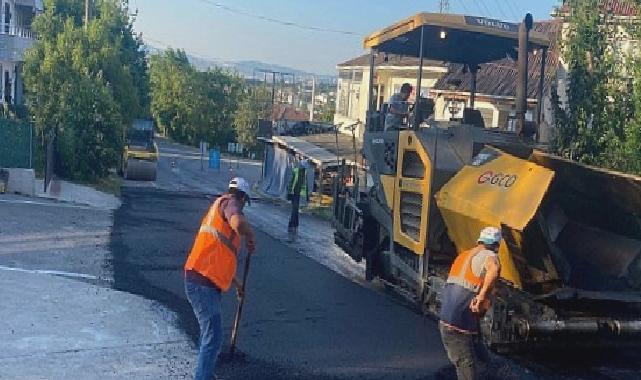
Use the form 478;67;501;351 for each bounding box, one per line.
478;227;502;246
229;177;251;195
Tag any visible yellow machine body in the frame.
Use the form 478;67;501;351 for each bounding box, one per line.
435;147;556;289
393;131;433;256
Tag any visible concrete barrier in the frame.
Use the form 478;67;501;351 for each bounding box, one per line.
3;168;35;196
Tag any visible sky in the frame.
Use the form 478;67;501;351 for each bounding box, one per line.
131;0;561;75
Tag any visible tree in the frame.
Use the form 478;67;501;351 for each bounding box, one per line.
149;50;244;147
553;0;619;165
23;0;149;180
553;0;641;174
317;100;336;123
233;87;271;151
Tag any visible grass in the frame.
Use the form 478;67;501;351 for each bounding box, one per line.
91;174;123;197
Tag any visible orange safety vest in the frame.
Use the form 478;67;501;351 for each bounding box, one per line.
184;194;241;291
446;248;484;292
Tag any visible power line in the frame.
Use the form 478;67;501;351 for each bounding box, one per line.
504;1;522;21
453;0;469;14
491;0;509;20
194;0;360;36
476;0;492;17
471;0;487;16
143;35;227;64
439;0;450;13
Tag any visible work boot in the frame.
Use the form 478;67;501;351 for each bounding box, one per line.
287;227;297;243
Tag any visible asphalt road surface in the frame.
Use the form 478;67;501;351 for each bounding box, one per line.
110;139;641;380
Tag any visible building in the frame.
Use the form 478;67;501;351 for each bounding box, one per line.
271;104;310;135
0;0;42;106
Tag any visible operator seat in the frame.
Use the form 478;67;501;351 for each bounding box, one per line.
463;108;485;129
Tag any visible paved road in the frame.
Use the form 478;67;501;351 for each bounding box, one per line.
0;195;193;379
112;139;641;380
113;140;457;380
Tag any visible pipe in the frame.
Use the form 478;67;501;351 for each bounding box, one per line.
519;319;641;340
515;14;533;135
613;321;641;336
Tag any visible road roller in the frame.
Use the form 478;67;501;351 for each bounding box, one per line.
121;119;158;181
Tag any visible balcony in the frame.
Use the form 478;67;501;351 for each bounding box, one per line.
0;23;35;39
0;23;35;62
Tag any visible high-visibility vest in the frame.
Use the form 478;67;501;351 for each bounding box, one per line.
439;248;486;332
446;248;484;292
184;194;241;291
288;167;308;197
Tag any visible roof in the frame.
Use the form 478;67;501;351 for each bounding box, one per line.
337;53;445;68
432;20;561;100
558;0;638;17
265;133;364;167
270;136;338;166
299;132;363;167
272;105;309;122
363;13;549;65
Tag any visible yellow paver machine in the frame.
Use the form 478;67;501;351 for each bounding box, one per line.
332;12;641;350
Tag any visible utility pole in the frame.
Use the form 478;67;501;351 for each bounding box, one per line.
439;0;449;13
257;69;293;122
309;76;316;122
84;0;91;31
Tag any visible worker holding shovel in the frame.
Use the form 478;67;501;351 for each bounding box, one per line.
184;177;256;380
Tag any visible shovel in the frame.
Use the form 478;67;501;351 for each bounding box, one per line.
229;247;252;357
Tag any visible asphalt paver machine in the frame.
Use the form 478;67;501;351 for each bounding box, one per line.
333;12;641;350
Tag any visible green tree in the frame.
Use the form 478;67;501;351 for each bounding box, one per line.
553;0;619;164
318;100;336;123
233;87;271;150
23;0;149;180
553;0;641;174
149;50;243;147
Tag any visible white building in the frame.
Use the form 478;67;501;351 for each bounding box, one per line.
0;0;42;105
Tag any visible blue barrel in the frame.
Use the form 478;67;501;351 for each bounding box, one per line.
209;149;221;169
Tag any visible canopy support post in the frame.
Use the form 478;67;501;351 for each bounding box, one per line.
367;49;376;115
469;64;478;109
536;47;547;142
414;25;425;130
516;14;533;135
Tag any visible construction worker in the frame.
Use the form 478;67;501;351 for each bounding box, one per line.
287;157;309;241
184;177;256;380
439;226;502;380
384;83;412;130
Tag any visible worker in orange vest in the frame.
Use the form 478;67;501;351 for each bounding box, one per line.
184;177;256;380
439;226;502;380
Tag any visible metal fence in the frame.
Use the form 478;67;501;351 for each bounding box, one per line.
0;119;32;169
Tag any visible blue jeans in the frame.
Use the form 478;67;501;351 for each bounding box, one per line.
185;279;223;380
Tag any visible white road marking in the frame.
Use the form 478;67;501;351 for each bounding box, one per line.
0;265;99;280
0;198;108;210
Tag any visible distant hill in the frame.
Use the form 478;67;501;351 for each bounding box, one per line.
145;45;336;83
